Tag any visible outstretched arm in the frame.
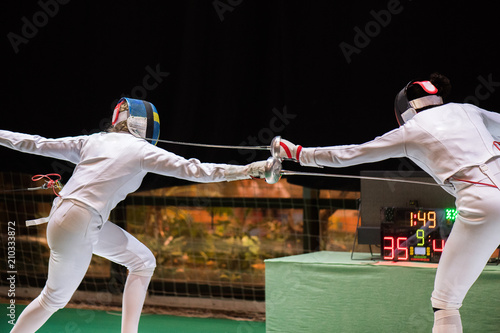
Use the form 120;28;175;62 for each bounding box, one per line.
141;144;266;182
0;130;83;164
278;128;406;168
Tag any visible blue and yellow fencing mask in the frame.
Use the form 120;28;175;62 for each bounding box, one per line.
112;98;160;145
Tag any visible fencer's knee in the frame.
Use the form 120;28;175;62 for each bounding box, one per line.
128;249;156;277
129;266;155;277
38;287;70;312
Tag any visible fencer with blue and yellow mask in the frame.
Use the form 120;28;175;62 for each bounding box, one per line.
111;97;161;145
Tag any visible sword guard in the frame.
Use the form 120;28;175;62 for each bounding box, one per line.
270;136;281;159
264;156;283;184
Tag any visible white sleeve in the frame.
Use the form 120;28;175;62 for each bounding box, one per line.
140;145;250;182
299;128;406;168
0;130;83;164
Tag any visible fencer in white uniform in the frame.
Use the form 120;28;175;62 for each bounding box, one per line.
278;73;500;333
1;98;267;333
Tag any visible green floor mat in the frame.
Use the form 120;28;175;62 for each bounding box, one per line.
1;304;266;333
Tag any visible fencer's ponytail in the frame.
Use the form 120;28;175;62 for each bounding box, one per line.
429;72;451;99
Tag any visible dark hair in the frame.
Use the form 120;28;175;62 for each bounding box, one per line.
429;72;451;98
407;72;451;101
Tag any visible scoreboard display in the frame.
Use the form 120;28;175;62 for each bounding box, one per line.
381;207;458;262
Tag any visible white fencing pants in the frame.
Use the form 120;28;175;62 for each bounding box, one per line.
432;162;500;332
11;199;156;333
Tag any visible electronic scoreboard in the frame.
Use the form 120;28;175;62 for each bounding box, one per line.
381;207;458;262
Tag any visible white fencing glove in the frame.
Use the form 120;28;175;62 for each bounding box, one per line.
246;160;267;179
278;138;302;162
225;160;267;181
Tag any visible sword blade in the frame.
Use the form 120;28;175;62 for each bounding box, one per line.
0;186;46;193
154;138;270;150
281;170;450;187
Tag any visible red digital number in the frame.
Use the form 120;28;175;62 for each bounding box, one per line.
432;239;445;253
383;236;408;260
396;237;408;260
383;236;394;260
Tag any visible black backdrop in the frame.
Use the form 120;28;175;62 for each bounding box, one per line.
2;0;500;191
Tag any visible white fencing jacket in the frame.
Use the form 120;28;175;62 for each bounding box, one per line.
0;131;250;221
300;103;500;192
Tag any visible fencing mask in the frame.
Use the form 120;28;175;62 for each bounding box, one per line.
394;80;443;126
112;98;160;145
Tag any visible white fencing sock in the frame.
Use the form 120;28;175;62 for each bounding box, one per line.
432;309;463;333
10;296;55;333
121;272;152;333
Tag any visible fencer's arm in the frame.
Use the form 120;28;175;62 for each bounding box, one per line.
141;145;265;182
299;128;406;168
0;129;82;164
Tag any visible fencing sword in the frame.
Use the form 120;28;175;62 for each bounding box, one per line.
263;156;453;188
150;136;283;153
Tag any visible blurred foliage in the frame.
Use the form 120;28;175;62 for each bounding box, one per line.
129;205;306;284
